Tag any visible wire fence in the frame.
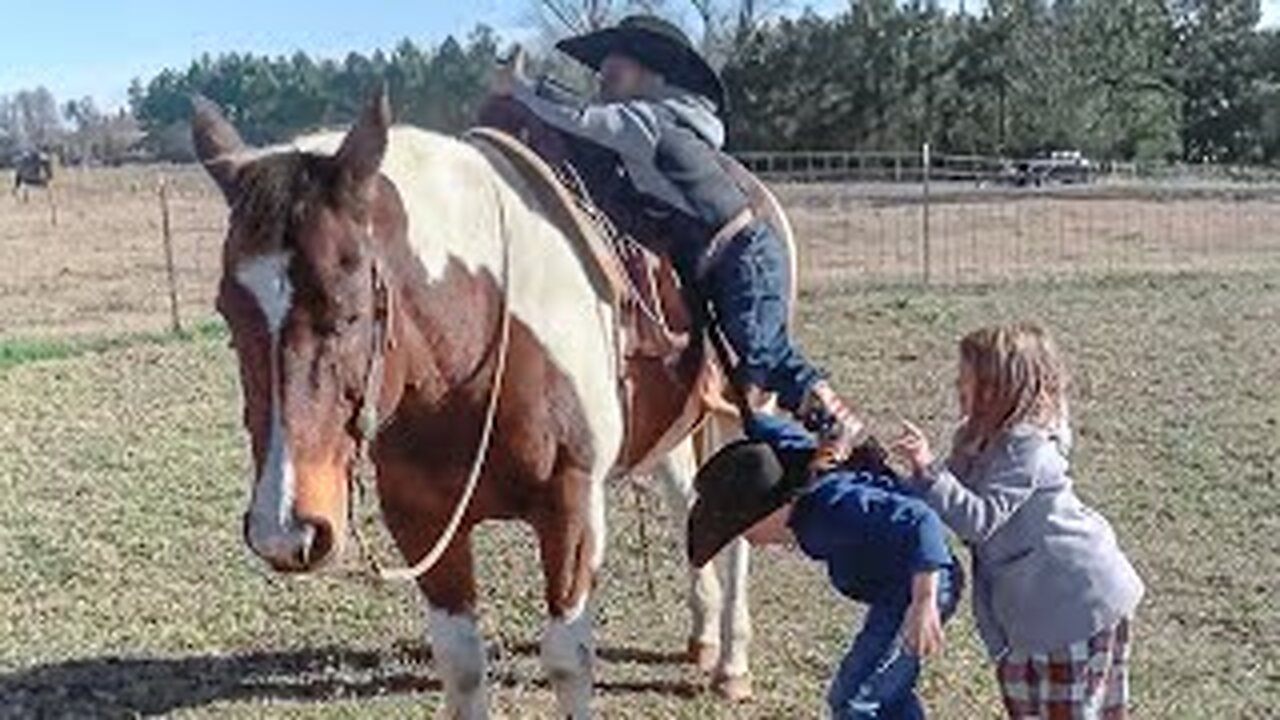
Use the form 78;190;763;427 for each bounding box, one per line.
3;157;1279;342
781;180;1280;288
0;164;224;342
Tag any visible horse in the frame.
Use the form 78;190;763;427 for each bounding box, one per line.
192;89;769;717
12;150;54;202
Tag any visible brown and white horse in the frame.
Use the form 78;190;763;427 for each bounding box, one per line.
193;91;755;717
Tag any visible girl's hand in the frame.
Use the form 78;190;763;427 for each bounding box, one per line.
891;420;935;476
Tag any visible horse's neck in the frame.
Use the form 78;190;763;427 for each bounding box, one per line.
375;127;620;430
374;135;509;414
380;128;511;280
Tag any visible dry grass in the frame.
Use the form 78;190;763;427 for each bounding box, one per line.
0;165;223;340
780;183;1280;286
5;165;1280;341
2;274;1276;718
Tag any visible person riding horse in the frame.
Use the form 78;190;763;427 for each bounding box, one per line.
12;149;54;198
490;15;864;467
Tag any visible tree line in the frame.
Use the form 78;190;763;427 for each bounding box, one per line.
3;1;1277;166
726;0;1280;164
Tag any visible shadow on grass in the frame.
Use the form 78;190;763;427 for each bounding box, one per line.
0;643;703;716
501;640;692;668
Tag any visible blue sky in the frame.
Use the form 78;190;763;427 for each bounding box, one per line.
2;0;1277;111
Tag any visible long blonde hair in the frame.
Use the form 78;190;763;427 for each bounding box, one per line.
954;322;1067;457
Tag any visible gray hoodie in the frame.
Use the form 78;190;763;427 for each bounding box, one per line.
511;80;749;248
906;421;1144;658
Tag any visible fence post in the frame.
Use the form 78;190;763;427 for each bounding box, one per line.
158;178;183;334
47;184;59;228
922;142;932;285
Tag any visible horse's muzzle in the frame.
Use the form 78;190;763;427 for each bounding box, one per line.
243;512;336;573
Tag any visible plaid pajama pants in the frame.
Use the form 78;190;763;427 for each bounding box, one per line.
997;618;1132;720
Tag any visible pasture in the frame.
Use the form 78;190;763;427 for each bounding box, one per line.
1;166;1278;718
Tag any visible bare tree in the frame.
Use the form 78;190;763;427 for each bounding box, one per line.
0;97;17;162
536;0;622;34
687;0;791;65
523;0;784;90
12;87;62;149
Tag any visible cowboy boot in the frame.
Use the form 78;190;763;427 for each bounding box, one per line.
798;381;865;471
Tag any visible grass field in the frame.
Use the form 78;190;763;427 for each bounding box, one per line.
2;273;1277;718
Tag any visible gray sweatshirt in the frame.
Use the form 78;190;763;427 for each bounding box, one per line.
907;421;1144;658
511;80;751;268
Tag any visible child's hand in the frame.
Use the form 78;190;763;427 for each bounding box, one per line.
903;594;944;657
490;46;528;96
891;420;935;476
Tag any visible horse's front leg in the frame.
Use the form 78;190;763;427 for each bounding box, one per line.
533;463;604;719
384;501;488;719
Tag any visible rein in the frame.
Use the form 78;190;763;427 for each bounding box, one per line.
348;176;515;584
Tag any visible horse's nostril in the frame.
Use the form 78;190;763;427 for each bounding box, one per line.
298;517;334;568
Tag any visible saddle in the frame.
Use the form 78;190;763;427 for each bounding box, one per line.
468;100;797;472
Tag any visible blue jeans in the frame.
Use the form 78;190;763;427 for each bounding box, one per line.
705;222;823;411
827;563;964;719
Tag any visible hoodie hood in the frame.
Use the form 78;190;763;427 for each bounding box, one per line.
650;86;726;148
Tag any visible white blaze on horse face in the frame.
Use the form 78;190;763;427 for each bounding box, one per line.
235;252;311;562
235;252;293;336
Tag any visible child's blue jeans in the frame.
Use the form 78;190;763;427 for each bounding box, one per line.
827;562;963;719
703;221;823;412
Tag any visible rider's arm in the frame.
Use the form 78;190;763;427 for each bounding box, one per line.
511;82;659;161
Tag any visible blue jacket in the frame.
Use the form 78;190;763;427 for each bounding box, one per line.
745;414;955;605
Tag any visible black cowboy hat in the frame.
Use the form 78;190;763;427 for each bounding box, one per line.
556;14;727;112
686;439;811;569
687;422;897;568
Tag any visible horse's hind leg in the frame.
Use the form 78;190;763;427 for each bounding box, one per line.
652;438;723;671
700;413;755;700
654;414;754;701
534;463;603;719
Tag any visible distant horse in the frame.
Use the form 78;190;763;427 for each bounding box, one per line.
12;150;54;202
192;89;786;717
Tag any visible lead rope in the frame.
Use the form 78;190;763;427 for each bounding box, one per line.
348;175;515;584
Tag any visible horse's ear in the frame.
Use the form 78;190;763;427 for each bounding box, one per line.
191;94;246;201
336;84;391;200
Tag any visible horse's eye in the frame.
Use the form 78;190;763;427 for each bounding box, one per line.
315;313;359;337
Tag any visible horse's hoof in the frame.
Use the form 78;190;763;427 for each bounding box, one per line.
712;672;753;702
686;639;720;674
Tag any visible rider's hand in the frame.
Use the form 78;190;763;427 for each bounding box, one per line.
491;46;529;97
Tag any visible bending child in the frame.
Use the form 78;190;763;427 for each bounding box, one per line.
892;322;1144;719
689;413;963;719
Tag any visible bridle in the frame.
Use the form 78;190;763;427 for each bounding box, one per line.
346;178;514;583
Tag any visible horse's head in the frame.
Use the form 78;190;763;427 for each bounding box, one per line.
195;91;397;572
